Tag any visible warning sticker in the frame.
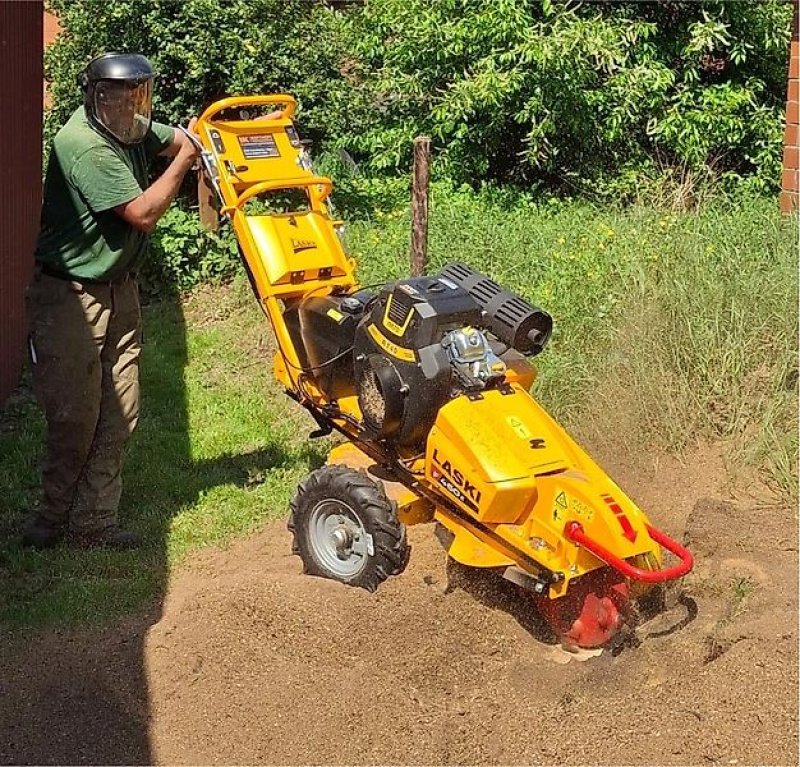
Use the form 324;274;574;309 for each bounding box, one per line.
326;308;344;323
238;134;280;159
507;415;531;440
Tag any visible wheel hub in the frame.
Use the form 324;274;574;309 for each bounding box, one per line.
331;525;354;558
308;500;368;578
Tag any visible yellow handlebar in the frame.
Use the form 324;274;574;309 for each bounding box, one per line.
222;176;334;215
198;94;297;123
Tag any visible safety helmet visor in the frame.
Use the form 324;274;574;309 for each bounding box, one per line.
93;78;153;145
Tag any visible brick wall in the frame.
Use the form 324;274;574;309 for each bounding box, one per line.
780;7;800;215
42;10;60;106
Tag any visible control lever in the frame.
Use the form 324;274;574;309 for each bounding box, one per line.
176;124;223;202
176;124;204;169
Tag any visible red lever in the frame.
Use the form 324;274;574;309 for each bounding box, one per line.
564;520;694;583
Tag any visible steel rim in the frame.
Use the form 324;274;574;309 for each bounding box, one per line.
308;499;369;578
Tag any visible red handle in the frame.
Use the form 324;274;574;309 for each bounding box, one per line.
564;520;694;583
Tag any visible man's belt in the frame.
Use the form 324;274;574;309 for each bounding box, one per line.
37;262;132;286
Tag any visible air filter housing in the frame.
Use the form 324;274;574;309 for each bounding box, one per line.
438;262;552;356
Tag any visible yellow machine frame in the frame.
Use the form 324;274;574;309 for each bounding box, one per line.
194;95;692;631
197;95;356;398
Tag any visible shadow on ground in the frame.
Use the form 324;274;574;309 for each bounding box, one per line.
0;297;306;765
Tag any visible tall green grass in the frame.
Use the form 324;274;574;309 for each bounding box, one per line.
346;188;798;501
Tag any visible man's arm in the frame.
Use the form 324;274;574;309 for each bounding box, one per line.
159;124;197;158
115;118;201;233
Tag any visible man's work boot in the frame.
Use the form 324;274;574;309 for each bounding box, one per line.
71;525;141;551
21;515;65;550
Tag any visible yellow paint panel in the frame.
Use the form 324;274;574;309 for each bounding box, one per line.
245;212;350;285
436;515;515;568
366;323;416;362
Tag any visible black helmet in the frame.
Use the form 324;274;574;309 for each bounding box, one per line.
78;53;155;146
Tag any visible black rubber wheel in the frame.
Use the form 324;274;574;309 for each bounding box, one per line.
288;464;410;592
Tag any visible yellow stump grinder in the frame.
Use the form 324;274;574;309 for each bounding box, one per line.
190;95;693;649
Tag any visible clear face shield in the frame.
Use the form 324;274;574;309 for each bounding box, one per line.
93;79;153;145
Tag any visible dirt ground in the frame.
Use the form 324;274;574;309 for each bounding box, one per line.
1;444;797;766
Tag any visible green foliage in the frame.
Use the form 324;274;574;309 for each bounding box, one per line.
314;150;413;218
346;190;798;500
143;207;240;295
42;0;794;293
45;0;792;201
45;0;348;147
335;0;792;195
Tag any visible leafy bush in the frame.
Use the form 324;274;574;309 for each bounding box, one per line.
335;0;793;196
46;0;793;199
143;207;239;296
44;0;348;149
43;0;794;295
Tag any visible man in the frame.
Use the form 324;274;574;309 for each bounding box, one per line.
22;52;201;550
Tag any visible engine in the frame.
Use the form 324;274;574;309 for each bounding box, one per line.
352;263;552;449
283;262;552;451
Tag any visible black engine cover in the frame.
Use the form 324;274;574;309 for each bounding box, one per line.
353;276;482;448
283;293;371;401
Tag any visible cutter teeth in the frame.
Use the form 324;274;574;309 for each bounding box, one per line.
549;645;604;664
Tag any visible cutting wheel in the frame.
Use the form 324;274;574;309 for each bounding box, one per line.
534;569;632;649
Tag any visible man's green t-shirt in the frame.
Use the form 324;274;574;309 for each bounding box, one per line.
35;107;174;281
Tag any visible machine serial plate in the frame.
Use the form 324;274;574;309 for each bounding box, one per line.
238;134;280;159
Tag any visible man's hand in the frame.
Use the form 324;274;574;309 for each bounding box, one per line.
161;117;202;158
176;117;202;159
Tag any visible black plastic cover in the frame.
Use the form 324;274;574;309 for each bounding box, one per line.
438;262;552;356
283;293;369;400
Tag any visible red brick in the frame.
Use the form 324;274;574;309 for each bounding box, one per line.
787;122;800;147
781;167;800;192
790;42;800;79
790;79;800;104
42;13;62;108
787;100;800;126
43;11;61;46
780;190;799;215
784;145;800;170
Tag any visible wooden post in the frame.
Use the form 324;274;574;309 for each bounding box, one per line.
198;170;219;231
410;136;431;277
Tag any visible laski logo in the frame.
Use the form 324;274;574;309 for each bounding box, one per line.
291;238;316;253
432;448;481;511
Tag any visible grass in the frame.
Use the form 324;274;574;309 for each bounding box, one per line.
731;576;756;608
0;281;327;628
0;191;796;630
346;188;798;497
703;576;758;663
